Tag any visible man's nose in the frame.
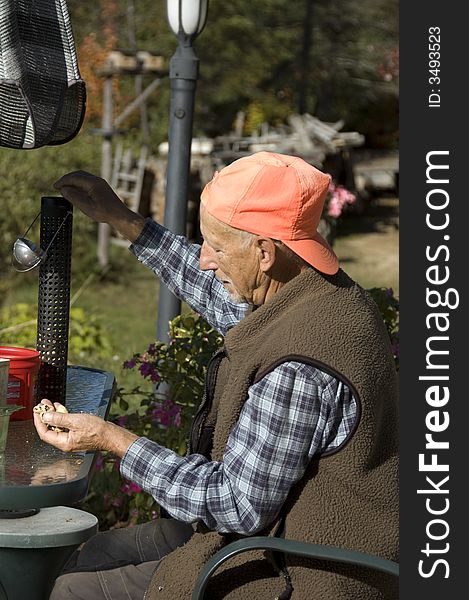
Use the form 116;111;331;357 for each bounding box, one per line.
199;243;218;271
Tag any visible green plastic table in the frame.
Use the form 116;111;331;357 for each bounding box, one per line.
0;365;116;600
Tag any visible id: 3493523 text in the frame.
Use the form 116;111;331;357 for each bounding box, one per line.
428;26;441;108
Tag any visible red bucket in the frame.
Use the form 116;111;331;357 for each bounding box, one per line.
0;346;40;420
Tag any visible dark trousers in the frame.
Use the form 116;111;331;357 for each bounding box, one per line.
50;518;194;599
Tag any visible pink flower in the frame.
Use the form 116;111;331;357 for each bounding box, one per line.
326;183;356;219
150;370;161;383
150;399;181;428
116;415;127;427
327;197;342;218
94;453;104;472
120;481;142;496
139;362;154;377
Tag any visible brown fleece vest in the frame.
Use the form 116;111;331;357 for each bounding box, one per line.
147;268;399;600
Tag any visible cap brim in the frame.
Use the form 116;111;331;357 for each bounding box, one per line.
283;232;339;275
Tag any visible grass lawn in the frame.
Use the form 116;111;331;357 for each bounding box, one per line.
72;252;160;395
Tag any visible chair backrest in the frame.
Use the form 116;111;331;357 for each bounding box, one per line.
192;536;399;600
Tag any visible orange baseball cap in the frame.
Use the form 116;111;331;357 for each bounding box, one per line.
201;151;339;275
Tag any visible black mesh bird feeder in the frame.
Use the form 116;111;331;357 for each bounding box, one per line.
35;197;73;406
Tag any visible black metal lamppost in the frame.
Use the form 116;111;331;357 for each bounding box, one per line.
156;0;209;342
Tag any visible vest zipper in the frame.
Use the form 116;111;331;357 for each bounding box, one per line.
188;347;225;455
270;515;294;600
275;569;293;600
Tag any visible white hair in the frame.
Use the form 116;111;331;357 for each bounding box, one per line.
206;209;308;268
233;226;308;268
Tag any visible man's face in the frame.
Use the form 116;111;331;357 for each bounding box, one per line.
199;207;261;304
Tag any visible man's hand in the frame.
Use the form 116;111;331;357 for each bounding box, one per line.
33;400;139;458
54;171;145;242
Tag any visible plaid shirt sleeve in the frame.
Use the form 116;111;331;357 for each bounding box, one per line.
129;218;248;335
120;361;357;535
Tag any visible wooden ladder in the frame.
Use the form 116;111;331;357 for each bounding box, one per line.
110;144;148;246
111;144;148;213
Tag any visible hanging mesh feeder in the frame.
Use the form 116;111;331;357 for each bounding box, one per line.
0;0;86;149
36;197;73;405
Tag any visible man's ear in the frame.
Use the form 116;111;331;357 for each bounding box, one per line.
256;237;277;272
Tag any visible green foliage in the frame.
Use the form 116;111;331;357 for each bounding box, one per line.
0;303;112;364
69;307;114;361
130;314;222;408
194;0;398;142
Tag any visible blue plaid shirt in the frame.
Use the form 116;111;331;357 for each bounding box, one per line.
120;219;357;534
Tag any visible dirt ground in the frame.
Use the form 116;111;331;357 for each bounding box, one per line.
333;196;399;296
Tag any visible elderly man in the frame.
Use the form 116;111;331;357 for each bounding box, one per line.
35;152;398;600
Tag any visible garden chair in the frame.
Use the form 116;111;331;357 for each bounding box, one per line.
192;536;399;600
